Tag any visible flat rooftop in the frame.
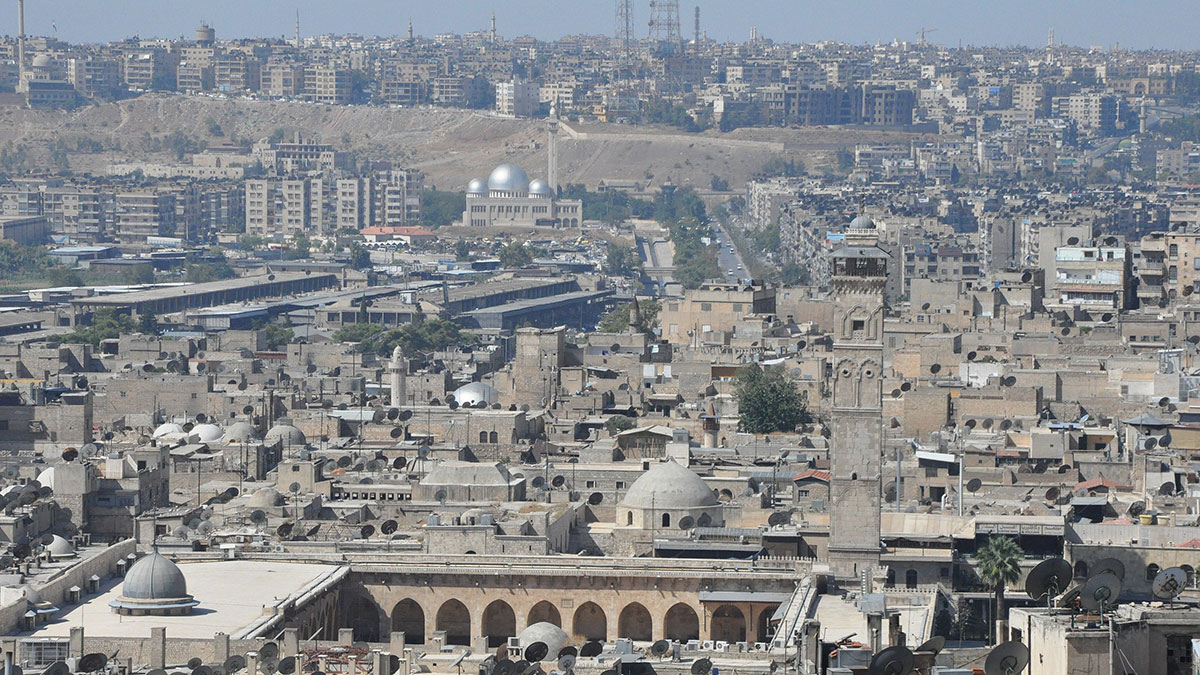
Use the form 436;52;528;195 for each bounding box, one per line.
31;560;340;639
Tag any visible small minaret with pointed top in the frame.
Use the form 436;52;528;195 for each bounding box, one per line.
389;346;407;408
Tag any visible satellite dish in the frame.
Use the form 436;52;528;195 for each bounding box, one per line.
392;457;407;469
276;658;295;675
884;481;898;503
387;408;399;421
1080;572;1123;611
531;476;545;488
983;642;1030;675
1127;501;1145;517
551;475;566;488
172;525;189;540
434;489;447;503
1158;481;1176;496
914;636;945;655
224;657;246;673
579;642;603;658
493;661;516;675
1152;567;1188;601
61;448;78;462
360;524;375;538
1026;558;1072;601
523;642;549;663
275;523;294;539
556;655;576;673
250;510;267;525
337;455;352;468
260;643;279;660
381;519;398;535
678;515;694;529
929;363;941;374
42;662;70;675
690;659;712;675
649;640;670;658
1044;487;1060;502
587;492;603;505
185;662;203;675
868;646;913;675
966;478;982;493
259;659;279;675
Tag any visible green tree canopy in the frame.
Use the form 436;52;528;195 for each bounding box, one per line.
186;261;236;283
734;364;811;434
419;189;467;227
498;242;534;268
47;308;134;346
603;243;644;276
597;299;659;334
333;318;473;356
605;415;637;435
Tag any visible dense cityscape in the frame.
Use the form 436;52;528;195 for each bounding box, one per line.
0;1;1195;674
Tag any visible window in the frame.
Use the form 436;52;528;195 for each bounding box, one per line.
585;480;596;488
292;465;301;472
700;303;712;311
797;489;810;498
662;513;671;527
615;481;626;489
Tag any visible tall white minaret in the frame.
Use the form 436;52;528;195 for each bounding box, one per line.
17;0;26;85
490;12;497;43
389;345;407;408
547;103;559;194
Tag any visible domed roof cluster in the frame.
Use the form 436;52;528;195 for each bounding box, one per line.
110;549;198;615
190;423;224;444
224;421;258;444
467;164;554;199
152;422;183;439
621;459;719;510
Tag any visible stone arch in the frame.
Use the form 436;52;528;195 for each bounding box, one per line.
840;304;867;339
756;606;778;643
663;603;699;642
833;359;858;408
1074;560;1088;578
482;599;517;648
618;602;653;641
528;601;562;627
490;431;498;443
480;431;488;443
572;601;607;641
626;511;634;526
858;358;881;407
436;599;471;645
661;512;671;527
1147;563;1161;582
344;593;384;642
867;306;884;341
391;598;425;644
711;605;745;643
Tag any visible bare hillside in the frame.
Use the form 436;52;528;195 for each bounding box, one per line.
0;94;926;189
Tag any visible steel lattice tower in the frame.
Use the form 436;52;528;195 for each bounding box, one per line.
647;0;680;44
615;0;634;57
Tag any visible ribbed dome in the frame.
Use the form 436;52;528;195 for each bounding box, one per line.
225;421;258;443
528;179;553;197
264;424;306;446
453;381;500;407
620;459;718;509
488;164;529;192
120;550;189;600
517;622;569;660
467;178;487;195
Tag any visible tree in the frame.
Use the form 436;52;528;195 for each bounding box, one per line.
733;364;811;434
332;322;385;350
976;535;1022;645
419;189;467;227
454;239;472;261
47;308;134;346
498;242;533;268
124;263;155;285
710;175;730;191
597;299;659;334
605;415;636;435
138;312;159;335
256;320;294;350
759;157;806;178
186;261;236;283
350;243;372;270
603;243;643;276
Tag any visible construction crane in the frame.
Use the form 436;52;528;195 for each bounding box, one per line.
916;27;937;47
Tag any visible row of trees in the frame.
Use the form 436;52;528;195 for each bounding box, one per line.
331;318;473;356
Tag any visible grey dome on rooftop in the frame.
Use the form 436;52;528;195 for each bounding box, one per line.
467;178;487;195
264;424;306;447
110;549;198;615
247;487;283;508
225;421;258;444
518;622;569;660
529;179;553;197
620;459;718;510
849;213;875;229
488;164;530;192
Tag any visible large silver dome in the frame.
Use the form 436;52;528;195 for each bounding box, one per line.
849;213;875;229
453;381;500;407
488;164;530;192
528;179;553;197
467;178;487;195
120;550;190;600
620;459;718;509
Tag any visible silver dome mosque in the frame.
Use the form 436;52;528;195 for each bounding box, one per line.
109;549;199;615
462;163;580;228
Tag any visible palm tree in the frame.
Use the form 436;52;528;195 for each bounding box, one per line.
976;535;1023;645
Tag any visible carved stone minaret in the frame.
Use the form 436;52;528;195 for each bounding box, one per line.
827;209;888;580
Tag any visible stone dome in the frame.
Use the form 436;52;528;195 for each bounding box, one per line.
528;179;553;197
122;551;188;599
35;467;54;491
152;422;183;439
264;424;306;447
517;622;569;660
190;423;225;444
225;421;258;444
247;487;283;509
467;178;487;195
46;534;75;558
31;54;51;68
487;164;530;192
849;213;875;229
453;381;500;407
620;459;718;510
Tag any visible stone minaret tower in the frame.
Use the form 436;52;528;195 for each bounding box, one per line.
827;209;887;580
389;345;407;408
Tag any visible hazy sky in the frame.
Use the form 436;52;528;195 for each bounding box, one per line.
9;1;1200;51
